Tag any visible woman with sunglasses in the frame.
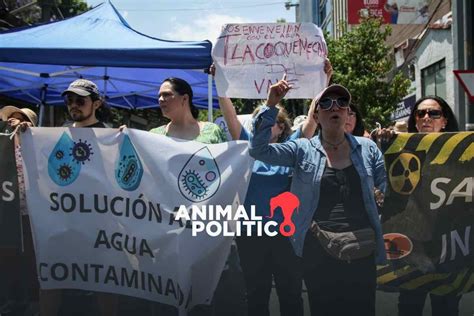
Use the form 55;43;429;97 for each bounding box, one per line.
407;95;459;133
211;61;330;316
399;95;460;316
249;80;386;316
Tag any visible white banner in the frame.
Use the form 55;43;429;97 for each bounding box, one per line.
212;23;328;99
21;127;252;312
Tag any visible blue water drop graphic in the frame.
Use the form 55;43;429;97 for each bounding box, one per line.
48;132;81;186
178;147;221;202
115;135;143;191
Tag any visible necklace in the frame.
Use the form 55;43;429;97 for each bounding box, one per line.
322;137;345;150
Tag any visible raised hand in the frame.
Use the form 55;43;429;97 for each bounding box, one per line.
267;73;292;107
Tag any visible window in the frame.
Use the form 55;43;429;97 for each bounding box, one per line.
421;59;446;100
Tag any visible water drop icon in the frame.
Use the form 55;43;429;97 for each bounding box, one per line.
178;147;221;202
115;135;143;191
48;132;81;186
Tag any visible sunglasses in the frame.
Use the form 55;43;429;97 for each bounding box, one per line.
415;109;443;119
64;95;89;107
318;97;350;111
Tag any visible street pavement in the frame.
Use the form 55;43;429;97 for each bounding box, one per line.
269;286;474;316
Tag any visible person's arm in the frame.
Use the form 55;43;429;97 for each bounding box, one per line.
218;97;242;140
211;62;243;141
301;97;318;139
300;58;331;138
371;143;387;194
324;57;333;87
249;76;301;167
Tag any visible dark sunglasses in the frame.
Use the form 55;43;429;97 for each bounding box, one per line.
318;97;350;111
64;95;89;107
415;109;443;119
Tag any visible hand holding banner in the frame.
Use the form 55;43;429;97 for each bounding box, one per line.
21;127;253;311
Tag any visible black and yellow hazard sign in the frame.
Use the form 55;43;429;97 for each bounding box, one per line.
377;132;474;296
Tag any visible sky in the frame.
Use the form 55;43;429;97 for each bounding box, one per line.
86;0;296;44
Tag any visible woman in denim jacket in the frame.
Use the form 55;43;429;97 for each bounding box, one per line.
249;79;387;316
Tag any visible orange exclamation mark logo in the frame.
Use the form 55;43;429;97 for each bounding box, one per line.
268;192;300;236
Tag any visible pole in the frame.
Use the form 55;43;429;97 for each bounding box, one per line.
208;74;213;122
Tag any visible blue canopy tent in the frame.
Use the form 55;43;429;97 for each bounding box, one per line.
0;1;217;125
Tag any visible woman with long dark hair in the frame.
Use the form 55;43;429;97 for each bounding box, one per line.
150;77;227;144
399;95;460;316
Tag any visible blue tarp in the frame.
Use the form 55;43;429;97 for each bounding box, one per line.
0;1;217;111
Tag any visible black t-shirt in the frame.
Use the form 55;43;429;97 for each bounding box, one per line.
314;164;371;232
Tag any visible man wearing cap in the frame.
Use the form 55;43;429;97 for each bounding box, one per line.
40;79;116;316
61;79;107;128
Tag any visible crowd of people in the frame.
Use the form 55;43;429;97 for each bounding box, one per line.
0;60;464;316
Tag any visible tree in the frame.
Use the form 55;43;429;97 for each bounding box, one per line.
327;18;411;129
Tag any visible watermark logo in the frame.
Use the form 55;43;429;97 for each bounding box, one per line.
176;191;300;237
269;192;299;237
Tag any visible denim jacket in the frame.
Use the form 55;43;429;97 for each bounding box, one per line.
249;106;387;264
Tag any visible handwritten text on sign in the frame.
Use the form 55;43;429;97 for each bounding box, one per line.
212;23;328;99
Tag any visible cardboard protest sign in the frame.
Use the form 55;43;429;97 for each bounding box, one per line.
0;122;21;249
377;132;474;295
212;23;327;99
21;127;252;311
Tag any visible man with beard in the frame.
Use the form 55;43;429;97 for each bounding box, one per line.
39;79;115;316
62;79;107;128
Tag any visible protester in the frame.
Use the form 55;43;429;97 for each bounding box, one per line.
249;80;387;316
212;59;332;316
217;97;314;316
150;77;227;143
40;79;117;316
0;106;38;314
146;77;239;316
62;79;108;128
399;96;460;316
344;103;365;136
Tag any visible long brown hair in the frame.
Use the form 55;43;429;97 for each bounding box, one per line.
252;105;292;143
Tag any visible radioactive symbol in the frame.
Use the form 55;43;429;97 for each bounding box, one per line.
389;153;421;195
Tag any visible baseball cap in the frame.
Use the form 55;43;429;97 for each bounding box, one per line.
314;84;352;105
61;79;100;97
0;106;38;126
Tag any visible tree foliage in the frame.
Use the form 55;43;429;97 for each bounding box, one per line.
57;0;89;19
327;18;411;129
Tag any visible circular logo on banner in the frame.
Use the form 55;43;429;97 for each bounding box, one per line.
383;233;413;260
389;153;421;195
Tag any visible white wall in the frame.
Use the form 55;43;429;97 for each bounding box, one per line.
414;28;455;109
